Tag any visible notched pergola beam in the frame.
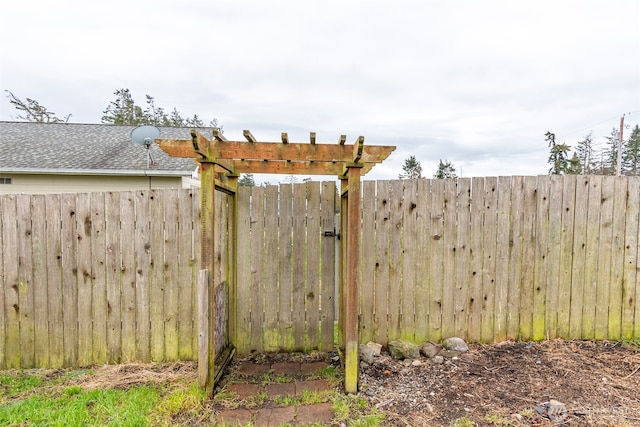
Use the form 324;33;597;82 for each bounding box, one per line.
156;132;394;172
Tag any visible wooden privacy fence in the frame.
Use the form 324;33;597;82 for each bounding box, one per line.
2;175;640;369
360;175;640;345
0;189;211;369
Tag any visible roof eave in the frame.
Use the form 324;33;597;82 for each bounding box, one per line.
0;168;195;177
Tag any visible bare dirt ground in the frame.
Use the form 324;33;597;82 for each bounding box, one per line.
359;339;640;426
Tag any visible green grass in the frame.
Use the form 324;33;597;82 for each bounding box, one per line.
1;386;158;426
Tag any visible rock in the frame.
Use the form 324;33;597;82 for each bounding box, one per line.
366;341;383;357
388;340;421;360
359;344;376;364
432;355;444;364
421;342;442;358
411;359;422;367
442;337;469;352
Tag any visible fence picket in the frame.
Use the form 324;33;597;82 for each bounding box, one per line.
401;179;418;341
320;182;336;350
2;195;20;368
31;195;49;367
494;177;511;342
373;181;391;344
442;179;457;340
506;177;524;340
608;177;627;340
595;177;615;339
480;177;498;342
622;177;639;340
453;179;471;340
164;190;180;360
558;175;577;338
569;177;589;339
519;177;538;341
263;185;280;351
467;177;484;342
105;192;122;363
414;179;430;342
360;181;376;344
91;192;107;364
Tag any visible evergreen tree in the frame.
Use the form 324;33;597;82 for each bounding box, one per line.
101;89;145;125
566;153;582;175
574;132;596;174
546;131;571;175
601;127;621;175
101;88;219;127
399;155;423;179
238;173;256;187
5;90;71;123
623;124;640;175
433;159;457;179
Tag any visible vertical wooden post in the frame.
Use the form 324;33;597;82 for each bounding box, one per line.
199;161;216;395
344;165;362;393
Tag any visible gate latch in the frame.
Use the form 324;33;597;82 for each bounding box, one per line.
323;229;340;239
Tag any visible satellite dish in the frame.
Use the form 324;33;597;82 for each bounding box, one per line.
131;125;161;147
131;125;161;168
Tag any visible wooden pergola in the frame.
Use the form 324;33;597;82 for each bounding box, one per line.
156;129;395;394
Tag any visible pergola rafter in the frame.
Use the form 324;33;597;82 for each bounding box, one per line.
156;129;395;395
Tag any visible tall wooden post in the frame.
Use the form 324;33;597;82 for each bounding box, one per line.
199;160;216;395
344;165;362;393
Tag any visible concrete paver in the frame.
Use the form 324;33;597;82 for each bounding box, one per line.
296;403;335;425
226;382;263;398
271;361;301;376
295;379;331;394
265;382;296;398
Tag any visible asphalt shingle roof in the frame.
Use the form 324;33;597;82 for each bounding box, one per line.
0;121;203;175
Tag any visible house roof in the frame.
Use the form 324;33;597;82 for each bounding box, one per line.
0;121;203;176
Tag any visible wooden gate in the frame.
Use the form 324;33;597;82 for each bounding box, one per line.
233;182;338;355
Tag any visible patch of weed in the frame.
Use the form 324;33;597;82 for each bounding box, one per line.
451;417;476;427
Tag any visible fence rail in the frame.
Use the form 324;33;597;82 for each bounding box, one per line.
2;176;639;369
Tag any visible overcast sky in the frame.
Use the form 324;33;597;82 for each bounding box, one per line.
1;1;639;181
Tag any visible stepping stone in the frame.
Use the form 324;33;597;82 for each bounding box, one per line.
217;408;253;426
296;402;334;425
226;383;263;398
271;361;301;376
300;361;329;376
238;362;271;376
264;382;295;398
254;406;295;426
295;379;331;394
